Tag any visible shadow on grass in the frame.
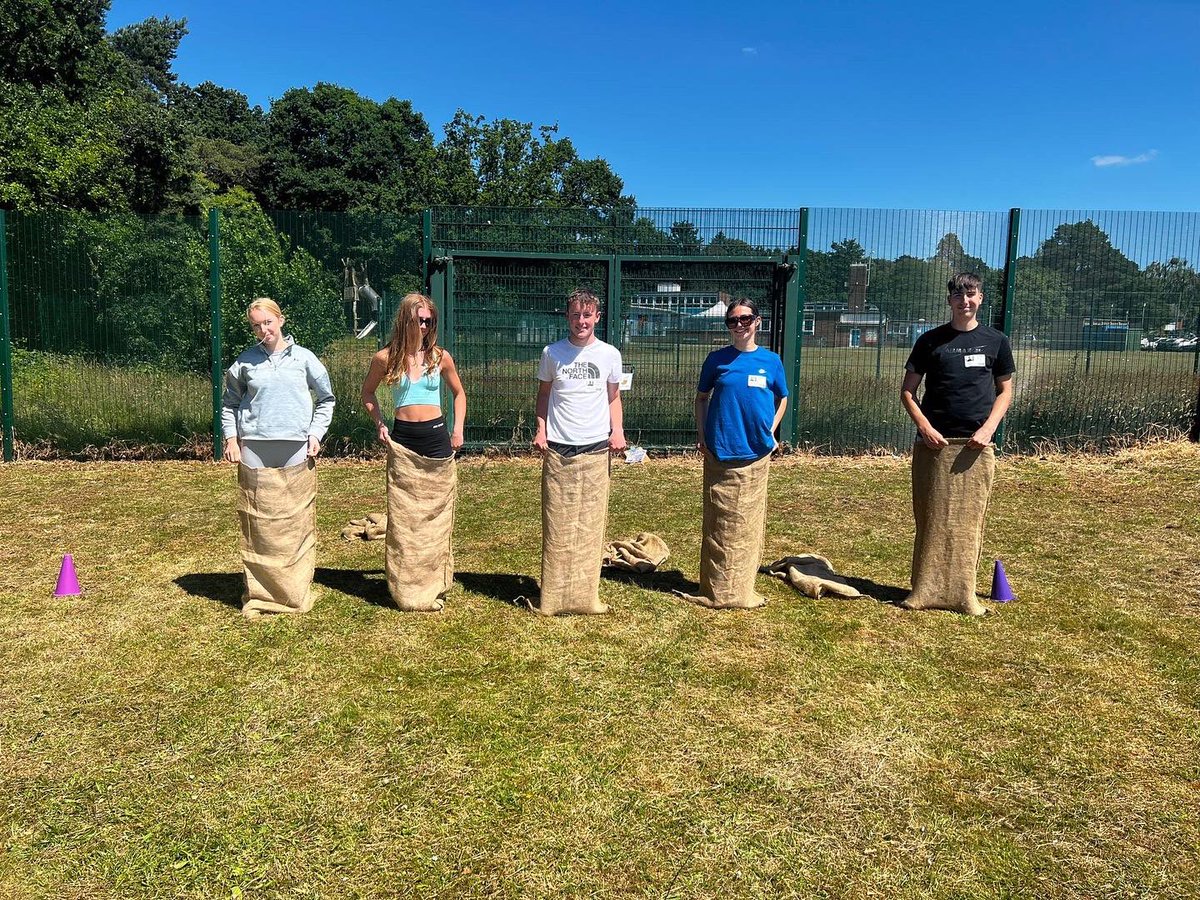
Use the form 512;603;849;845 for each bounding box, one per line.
173;572;242;610
840;577;909;606
313;567;391;607
600;567;700;597
455;571;540;609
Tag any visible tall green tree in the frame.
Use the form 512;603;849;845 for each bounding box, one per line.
256;84;436;211
1033;220;1140;317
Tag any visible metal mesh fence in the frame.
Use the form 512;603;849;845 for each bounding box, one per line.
6;211;211;454
618;259;779;447
448;256;610;446
798;209;1012;452
1009;210;1200;446
2;205;1198;459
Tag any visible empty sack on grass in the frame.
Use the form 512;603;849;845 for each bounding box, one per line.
763;553;862;599
603;532;670;573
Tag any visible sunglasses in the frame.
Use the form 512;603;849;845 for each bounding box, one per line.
417;316;433;325
725;314;756;327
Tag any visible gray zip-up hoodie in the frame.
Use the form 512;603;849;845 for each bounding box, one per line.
221;338;335;442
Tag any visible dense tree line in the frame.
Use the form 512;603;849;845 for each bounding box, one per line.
0;2;631;215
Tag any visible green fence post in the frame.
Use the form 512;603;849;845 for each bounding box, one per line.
421;209;432;295
0;210;14;462
781;208;808;447
606;255;622;346
994;207;1020;451
209;209;223;461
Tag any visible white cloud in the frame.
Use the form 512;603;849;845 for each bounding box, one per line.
1091;149;1158;167
741;47;758;55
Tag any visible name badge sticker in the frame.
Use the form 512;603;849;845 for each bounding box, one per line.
747;374;767;388
964;354;986;368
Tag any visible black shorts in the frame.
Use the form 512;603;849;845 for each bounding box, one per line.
547;439;609;457
390;416;453;459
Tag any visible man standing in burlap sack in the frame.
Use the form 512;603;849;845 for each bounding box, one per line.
532;288;627;615
900;272;1015;615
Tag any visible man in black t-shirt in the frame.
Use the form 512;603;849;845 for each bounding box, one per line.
899;273;1015;615
902;276;1015;447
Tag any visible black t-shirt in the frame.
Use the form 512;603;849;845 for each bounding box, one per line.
904;323;1016;437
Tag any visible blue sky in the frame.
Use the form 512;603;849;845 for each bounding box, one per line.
108;0;1200;214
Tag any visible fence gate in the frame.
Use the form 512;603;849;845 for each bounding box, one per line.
429;249;795;449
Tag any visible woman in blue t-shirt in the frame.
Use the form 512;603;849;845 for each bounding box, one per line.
683;299;788;610
695;299;788;462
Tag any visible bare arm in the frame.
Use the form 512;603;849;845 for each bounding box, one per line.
532;380;553;453
901;370;948;449
968;374;1014;449
694;391;711;452
440;351;468;450
361;349;391;445
607;381;626;452
771;396;788;449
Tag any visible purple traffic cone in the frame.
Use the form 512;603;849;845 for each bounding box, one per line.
54;554;82;597
990;559;1015;602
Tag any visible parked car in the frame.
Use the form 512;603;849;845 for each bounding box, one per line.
1160;334;1198;352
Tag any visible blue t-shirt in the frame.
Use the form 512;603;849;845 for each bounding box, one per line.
698;346;789;462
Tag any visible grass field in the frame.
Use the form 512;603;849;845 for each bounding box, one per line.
1;444;1198;898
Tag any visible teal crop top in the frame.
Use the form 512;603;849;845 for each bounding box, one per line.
392;368;442;408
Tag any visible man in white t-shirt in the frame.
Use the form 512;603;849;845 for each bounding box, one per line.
533;289;626;456
531;289;627;616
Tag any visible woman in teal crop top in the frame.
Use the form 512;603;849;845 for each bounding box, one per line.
361;293;466;458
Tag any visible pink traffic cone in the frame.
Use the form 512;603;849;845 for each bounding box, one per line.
54;554;82;597
990;559;1015;602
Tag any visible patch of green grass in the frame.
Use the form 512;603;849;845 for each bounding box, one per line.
1;445;1198;898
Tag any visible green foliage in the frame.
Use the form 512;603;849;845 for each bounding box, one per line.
211;192;343;359
435;110;631;210
256;84;437;211
0;0;110;99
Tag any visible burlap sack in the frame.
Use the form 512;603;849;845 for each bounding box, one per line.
904;439;995;616
237;459;317;619
540;448;611;615
763;554;862;599
677;453;771;610
385;437;457;612
603;532;670;573
341;512;387;541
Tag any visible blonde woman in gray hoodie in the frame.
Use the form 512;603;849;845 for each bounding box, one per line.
221;298;335;619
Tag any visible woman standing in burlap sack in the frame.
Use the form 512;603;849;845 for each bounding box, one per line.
685;299;788;609
361;293;466;612
221;298;335;620
900;272;1015;616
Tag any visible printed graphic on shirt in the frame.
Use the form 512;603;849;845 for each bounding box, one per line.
559;361;602;385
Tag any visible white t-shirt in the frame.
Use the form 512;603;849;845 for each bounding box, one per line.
537;338;623;445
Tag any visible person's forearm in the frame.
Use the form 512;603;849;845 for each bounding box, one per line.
609;392;624;435
453;391;466;435
771;397;788;433
901;390;932;431
535;391;550;434
361;391;385;428
695;397;709;443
